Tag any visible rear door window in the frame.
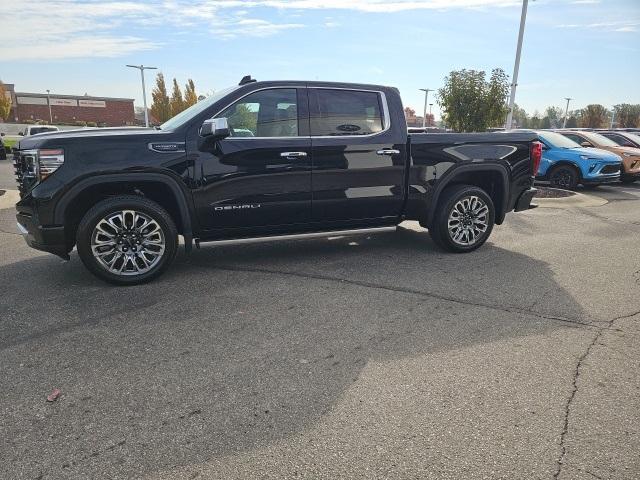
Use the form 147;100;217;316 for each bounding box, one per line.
310;89;384;137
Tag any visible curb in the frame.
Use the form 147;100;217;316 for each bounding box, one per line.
0;189;20;210
535;191;607;209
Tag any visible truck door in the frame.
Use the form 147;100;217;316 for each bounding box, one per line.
308;87;406;223
191;87;312;234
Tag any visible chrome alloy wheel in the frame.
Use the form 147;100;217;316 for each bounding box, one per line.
447;195;489;246
90;210;165;276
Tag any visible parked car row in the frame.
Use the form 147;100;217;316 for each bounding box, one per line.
507;129;640;189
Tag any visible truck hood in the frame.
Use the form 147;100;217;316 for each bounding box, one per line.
17;127;163;149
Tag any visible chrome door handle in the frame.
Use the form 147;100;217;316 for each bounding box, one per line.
280;151;308;158
376;149;400;156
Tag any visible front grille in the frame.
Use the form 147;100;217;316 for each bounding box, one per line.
601;164;620;175
13;151;38;197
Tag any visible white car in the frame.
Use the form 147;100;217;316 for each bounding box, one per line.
19;125;60;137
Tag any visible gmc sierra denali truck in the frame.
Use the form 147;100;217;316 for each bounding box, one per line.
14;77;540;285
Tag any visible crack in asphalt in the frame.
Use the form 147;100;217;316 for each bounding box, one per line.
202;263;602;329
553;309;640;479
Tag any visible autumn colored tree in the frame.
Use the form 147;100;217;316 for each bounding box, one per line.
151;73;172;123
0;81;12;121
613;104;640;128
184;79;198;108
170;78;185;115
580;104;608;128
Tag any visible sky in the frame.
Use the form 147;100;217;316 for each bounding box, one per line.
1;0;639;120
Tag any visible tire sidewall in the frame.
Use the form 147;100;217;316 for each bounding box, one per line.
76;197;177;285
435;185;495;253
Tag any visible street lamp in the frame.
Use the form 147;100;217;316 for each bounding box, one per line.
420;88;432;128
505;0;530;129
562;97;572;129
46;89;52;124
429;103;433;127
126;64;158;127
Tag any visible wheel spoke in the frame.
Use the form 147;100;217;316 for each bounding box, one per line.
447;195;491;246
91;209;165;277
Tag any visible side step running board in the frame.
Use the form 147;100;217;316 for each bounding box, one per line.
195;226;397;248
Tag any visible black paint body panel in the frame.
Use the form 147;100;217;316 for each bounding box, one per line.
14;80;537;257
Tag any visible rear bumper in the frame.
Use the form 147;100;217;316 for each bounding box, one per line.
16;212;69;260
514;187;538;212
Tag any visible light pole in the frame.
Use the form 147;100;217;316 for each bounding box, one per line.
420;88;432;128
126;64;158;127
610;108;616;129
46;89;52;124
429;103;433;126
562;97;572;128
505;0;530;129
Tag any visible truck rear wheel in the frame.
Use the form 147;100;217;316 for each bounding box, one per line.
76;196;178;285
429;184;495;253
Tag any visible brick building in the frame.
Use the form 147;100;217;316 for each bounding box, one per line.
3;83;135;127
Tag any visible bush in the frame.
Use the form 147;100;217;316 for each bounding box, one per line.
74;120;87;127
86;121;97;127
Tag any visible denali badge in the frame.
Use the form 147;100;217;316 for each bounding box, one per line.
213;204;262;212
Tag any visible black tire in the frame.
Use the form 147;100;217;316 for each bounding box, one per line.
549;164;579;190
621;175;638;184
429;184;495;253
76;195;178;285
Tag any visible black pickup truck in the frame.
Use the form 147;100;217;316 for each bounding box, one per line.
14;77;540;285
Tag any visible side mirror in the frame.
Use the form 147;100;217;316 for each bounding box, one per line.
18;132;24;136
0;132;4;137
200;118;230;139
581;141;592;147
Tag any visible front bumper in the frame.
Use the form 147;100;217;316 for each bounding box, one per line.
16;212;69;260
514;187;538;212
582;175;620;185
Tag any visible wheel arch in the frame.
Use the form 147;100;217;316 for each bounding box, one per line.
545;161;583;179
55;173;195;253
427;164;509;227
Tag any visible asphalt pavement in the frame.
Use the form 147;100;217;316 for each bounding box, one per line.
1;164;639;479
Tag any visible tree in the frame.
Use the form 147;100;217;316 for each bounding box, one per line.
511;104;529;128
565;115;578;128
170;78;185;115
228;104;257;132
544;106;563;129
151;73;172;123
437;68;509;132
0;81;11;122
184;79;198;108
613;104;640;128
529;110;541;129
580;104;608;128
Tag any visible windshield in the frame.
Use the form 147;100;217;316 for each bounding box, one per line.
580;131;620;147
31;127;57;135
538;131;581;149
160;86;240;131
625;133;640;145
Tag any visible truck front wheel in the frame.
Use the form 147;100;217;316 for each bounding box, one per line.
429;184;495;253
76;196;178;285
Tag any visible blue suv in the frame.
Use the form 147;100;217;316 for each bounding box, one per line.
535;131;621;189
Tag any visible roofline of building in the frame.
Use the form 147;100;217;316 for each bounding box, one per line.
14;92;135;102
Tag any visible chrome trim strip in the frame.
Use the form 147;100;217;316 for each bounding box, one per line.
201;226;397;247
17;222;28;236
210;85;392;140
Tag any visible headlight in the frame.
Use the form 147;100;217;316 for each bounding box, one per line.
22;148;65;181
37;149;65;180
